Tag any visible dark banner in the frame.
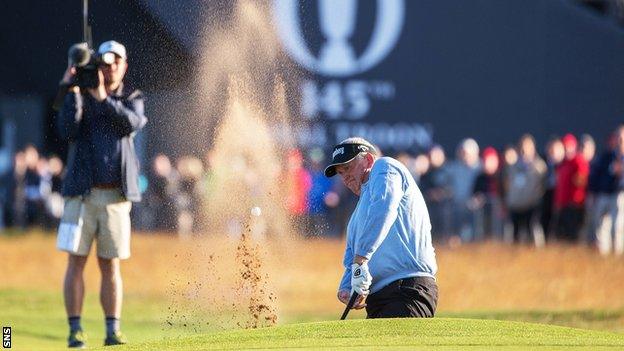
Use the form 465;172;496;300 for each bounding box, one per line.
271;0;624;153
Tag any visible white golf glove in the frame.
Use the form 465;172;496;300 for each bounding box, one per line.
351;262;372;296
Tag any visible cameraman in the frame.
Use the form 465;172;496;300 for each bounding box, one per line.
56;40;147;348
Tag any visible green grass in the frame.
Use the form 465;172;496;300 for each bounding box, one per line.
0;288;204;351
439;310;624;334
108;319;624;350
2;288;624;350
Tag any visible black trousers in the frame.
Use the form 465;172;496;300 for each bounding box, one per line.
556;205;585;242
540;189;555;241
510;207;537;243
365;276;438;319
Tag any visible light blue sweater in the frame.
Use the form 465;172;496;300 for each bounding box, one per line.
339;157;438;294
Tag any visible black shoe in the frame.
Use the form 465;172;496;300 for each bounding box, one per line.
104;331;127;346
68;329;87;349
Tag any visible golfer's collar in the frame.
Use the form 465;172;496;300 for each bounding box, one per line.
361;168;373;188
361;178;370;190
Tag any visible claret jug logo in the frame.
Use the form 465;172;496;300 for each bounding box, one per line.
273;0;405;77
272;0;431;151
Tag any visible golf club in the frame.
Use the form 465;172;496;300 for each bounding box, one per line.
340;292;359;320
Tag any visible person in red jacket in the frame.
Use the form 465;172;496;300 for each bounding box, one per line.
284;149;312;232
554;134;590;242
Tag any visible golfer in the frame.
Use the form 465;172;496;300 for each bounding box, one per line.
326;137;438;318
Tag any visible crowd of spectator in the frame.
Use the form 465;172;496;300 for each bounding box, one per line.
0;144;64;230
413;127;624;256
3;126;624;256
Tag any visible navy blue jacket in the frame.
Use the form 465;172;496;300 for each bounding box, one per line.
590;150;619;195
57;86;147;202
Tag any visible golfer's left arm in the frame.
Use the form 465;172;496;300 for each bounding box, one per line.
354;167;404;264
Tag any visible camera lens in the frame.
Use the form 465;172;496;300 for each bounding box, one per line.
68;43;91;67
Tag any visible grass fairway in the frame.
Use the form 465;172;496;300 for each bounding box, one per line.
3;233;624;349
102;318;624;351
3;288;624;350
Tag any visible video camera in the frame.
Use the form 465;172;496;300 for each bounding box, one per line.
67;43;116;89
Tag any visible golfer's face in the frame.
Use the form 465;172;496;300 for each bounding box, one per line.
336;156;366;195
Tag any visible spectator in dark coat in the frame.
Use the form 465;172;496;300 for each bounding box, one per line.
594;126;624;255
540;137;565;241
419;145;453;241
23;145;44;227
147;154;179;232
471;147;504;240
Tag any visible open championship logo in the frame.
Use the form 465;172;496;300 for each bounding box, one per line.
273;0;405;77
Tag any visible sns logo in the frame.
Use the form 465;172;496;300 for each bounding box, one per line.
2;327;10;349
273;0;405;77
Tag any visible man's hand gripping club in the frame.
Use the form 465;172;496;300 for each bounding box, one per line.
351;261;372;296
338;256;372;311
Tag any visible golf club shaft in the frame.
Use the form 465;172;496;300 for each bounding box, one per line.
340;292;359;320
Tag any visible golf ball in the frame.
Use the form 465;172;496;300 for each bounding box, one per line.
251;206;262;217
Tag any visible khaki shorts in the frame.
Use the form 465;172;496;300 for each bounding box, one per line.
56;189;132;259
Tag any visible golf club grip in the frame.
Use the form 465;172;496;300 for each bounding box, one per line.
340;292;359;320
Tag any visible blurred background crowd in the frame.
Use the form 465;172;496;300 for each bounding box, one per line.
4;124;624;256
2;1;624;257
